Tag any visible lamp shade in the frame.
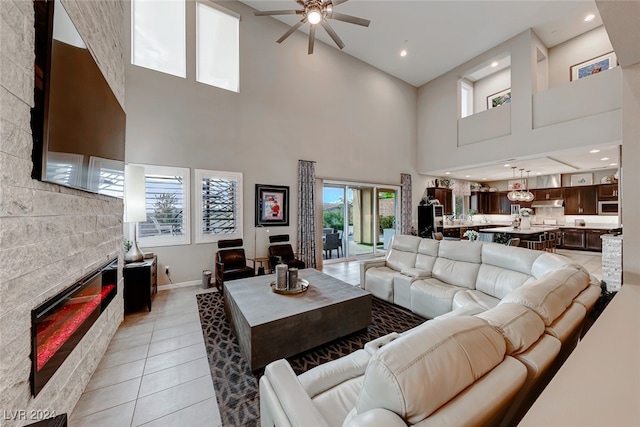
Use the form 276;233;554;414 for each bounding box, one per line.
124;165;147;223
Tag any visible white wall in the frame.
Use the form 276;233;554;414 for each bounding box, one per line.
124;0;418;284
473;68;511;113
417;29;621;177
548;26;614;88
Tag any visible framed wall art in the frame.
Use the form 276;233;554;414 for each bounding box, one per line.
487;88;511;109
570;51;617;81
255;184;289;226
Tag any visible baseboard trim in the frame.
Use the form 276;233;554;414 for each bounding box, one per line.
158;280;203;291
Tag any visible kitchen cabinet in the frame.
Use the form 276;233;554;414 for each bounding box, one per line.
486;192;511;214
564;186;597;215
586;229;608;251
597;184;619;201
425;187;453;215
558;228;607;252
561;229;586;249
470;191;488;214
533;188;564;201
443;228;460;239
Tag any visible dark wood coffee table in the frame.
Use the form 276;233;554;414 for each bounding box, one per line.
223;268;372;371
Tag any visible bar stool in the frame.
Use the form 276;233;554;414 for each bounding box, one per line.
524;234;546;251
545;231;557;253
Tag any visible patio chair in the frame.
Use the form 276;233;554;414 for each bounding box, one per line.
215;239;254;294
267;234;305;272
323;232;341;259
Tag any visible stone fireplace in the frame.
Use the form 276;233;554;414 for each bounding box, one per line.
0;0;125;424
31;259;118;397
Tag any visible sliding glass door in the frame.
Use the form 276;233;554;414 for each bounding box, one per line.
323;182;399;260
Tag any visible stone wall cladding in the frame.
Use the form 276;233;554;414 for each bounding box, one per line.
601;236;622;291
0;0;125;424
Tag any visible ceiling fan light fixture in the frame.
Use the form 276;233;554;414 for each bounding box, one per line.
307;8;322;24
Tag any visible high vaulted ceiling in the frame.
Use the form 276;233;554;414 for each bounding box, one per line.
241;0;620;181
241;0;603;87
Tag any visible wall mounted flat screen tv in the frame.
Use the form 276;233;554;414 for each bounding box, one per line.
31;0;125;198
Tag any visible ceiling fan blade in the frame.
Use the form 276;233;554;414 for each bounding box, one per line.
320;20;345;49
277;18;306;44
329;11;370;27
308;25;316;55
254;9;300;16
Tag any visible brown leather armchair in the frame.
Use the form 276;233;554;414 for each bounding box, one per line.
267;235;305;272
215;239;254;293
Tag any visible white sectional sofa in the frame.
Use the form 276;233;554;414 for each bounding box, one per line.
259;235;602;427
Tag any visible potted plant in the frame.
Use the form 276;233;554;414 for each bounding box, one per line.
463;230;479;242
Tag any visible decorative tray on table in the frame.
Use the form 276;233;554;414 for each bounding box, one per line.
270;278;309;295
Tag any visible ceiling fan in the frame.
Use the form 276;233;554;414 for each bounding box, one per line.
254;0;370;55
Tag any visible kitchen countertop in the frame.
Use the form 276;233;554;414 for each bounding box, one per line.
478;226;561;235
443;223;618;230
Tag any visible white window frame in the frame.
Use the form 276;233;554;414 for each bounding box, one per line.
135;164;191;247
196;0;240;93
195;169;243;244
131;0;186;78
461;79;474;118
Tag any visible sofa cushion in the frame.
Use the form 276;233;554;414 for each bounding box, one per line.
477;303;545;355
452;289;500;311
530;252;574;279
481;243;541;275
501;267;590;325
356;316;507;424
475;264;532;299
431;241;482;290
415;239;439;273
364;267;401;302
410;279;463;319
385;235;422;272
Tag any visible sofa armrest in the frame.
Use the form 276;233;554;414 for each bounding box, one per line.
400;267;431;278
298;349;370;398
364;333;400;355
360;259;387;288
345;408;407;427
262;359;330;427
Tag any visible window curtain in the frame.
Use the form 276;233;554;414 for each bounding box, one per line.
400;173;412;235
298;160;317;268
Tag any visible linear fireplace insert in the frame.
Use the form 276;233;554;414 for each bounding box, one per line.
31;258;117;396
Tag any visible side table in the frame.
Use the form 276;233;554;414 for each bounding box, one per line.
250;257;269;275
123;256;157;313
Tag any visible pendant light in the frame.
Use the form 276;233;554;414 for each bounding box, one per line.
507;167;521;201
522;170;535;202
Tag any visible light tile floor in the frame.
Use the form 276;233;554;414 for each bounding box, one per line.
70;249;601;426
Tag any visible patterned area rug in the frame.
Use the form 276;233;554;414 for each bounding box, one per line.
196;290;425;427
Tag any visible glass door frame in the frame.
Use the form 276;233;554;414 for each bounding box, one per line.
323;180;401;261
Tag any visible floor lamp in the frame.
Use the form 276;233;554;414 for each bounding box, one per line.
124;165;147;263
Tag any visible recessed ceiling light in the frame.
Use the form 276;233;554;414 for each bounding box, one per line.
491;61;498;67
584;14;595;22
482;177;488;180
400;49;407;57
536;172;542;175
445;172;451;175
609;163;618;166
601;157;610;161
504;164;511;167
589;149;600;153
465;175;471;178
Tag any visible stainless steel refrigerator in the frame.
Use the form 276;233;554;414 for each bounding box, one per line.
418;205;444;237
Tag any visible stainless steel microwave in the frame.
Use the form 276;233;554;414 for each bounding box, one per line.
598;201;619;215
